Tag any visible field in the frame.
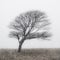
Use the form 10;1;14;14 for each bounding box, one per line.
0;49;60;60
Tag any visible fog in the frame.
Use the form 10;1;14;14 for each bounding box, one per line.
0;0;60;49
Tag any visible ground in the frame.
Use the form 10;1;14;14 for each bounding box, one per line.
0;49;60;60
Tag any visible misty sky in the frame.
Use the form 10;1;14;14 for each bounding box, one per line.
0;0;60;49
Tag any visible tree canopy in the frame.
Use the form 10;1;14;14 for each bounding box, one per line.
9;10;51;52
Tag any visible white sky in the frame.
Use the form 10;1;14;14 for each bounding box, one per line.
0;0;60;49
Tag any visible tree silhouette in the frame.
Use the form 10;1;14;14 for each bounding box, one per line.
9;10;51;52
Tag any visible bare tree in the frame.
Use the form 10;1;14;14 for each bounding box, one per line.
9;10;51;52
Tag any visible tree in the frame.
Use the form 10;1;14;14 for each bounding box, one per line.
9;10;51;52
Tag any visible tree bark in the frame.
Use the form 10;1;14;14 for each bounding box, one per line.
18;43;22;52
18;37;25;52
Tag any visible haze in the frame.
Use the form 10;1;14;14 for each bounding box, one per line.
0;0;60;49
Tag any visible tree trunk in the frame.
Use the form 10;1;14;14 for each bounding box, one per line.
18;43;22;52
18;38;25;52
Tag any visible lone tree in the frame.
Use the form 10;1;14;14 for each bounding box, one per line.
9;10;51;52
